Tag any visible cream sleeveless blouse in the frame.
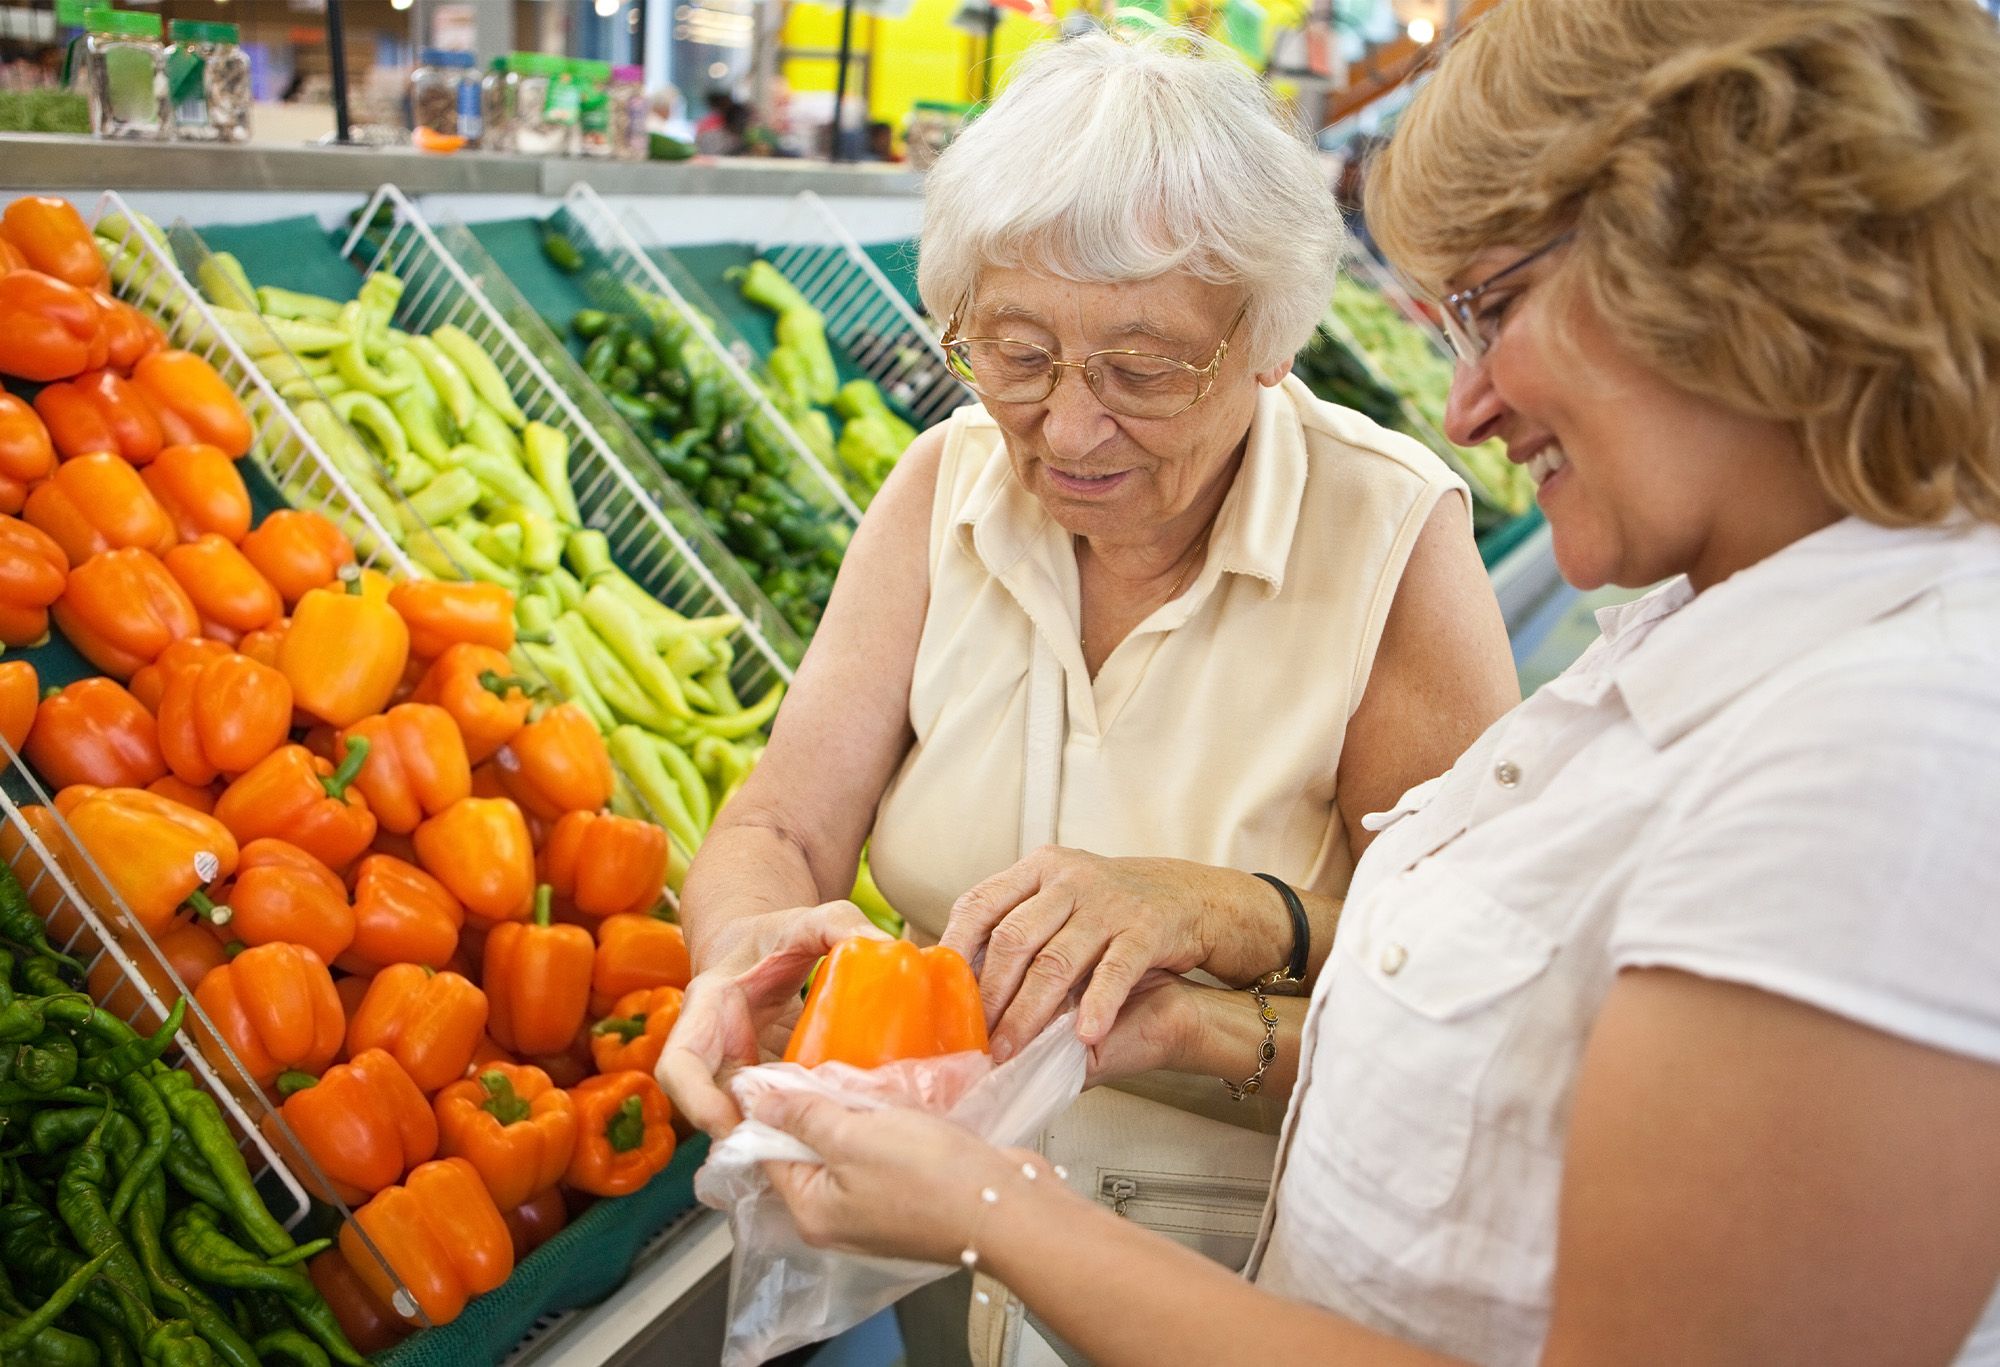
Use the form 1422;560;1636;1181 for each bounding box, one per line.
868;375;1466;939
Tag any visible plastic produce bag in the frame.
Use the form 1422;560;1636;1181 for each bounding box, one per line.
695;1012;1089;1366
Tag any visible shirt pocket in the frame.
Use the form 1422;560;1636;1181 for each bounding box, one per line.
1317;859;1557;1211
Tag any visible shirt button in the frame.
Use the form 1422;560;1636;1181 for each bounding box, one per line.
1379;943;1408;976
1493;759;1521;788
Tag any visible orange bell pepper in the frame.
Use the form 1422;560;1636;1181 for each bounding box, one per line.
281;568;409;727
52;547;200;679
541;810;667;921
501;1187;568;1262
388;580;516;660
497;703;614;822
433;1061;579;1211
34;368;164;465
589;985;684;1077
340;853;463;974
783;937;989;1069
130;349;254;460
337;703;471;836
0;658;36;754
0;513;68;647
147;774;218;813
0;269;105;382
224;838;356;967
96;293;164;373
589;914;691;1017
86;919;228;1033
0;196;106;290
413;797;536;929
339;1156;514;1328
523;1030;593;1089
346;962;489;1093
127;637;233;712
142;443;252;545
23;450;174;568
564;1072;676;1197
0;236;22;272
63;787;237;937
309;1249;412;1355
481;886;594;1057
4;804;92;953
214;741;378;873
156;652;292;786
237;618;288;672
276;1047;439;1204
0;392;56;516
25;677;166;791
239;509;355;608
163;534;283;644
411;644;535;764
194;942;344;1087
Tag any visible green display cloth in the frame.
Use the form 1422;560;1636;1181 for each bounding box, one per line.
379;1135;709;1367
197;216;369;306
463;217;603;357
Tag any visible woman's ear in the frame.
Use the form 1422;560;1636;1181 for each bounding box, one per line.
1256;357;1295;387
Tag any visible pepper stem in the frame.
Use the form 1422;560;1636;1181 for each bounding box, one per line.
478;670;542;701
591;1013;647;1043
532;884;553;928
338;564;365;596
276;1070;319;1097
479;1070;533;1125
605;1094;648;1153
186;889;233;928
323;735;370;798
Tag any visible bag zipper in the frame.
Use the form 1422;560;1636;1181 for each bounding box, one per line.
1097;1172;1267;1219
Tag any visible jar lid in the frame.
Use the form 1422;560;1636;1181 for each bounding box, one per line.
612;64;644;84
86;7;162;38
210;22;239;43
421;48;477;69
168;19;205;41
569;58;611;83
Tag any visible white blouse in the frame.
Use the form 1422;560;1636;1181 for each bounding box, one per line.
1250;516;2000;1364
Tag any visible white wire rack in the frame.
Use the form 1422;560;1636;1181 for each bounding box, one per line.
342;183;800;688
758;190;969;431
551;183;865;526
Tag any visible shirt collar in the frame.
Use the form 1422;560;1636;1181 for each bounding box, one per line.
1611;517;2000;747
953;376;1310;599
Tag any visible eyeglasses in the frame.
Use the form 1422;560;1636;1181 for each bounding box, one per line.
1437;231;1573;363
939;299;1247;420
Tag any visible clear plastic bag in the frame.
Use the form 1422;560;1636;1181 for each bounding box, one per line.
695;1012;1089;1366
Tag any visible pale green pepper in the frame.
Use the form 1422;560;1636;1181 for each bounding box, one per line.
431;325;527;428
404;468;482;526
523;422;583;526
407;334;477;427
579;585;693;719
257;286;344;322
606;725;702;854
196;251;257;312
448;443;559;523
329;391;409;467
333;303;411;396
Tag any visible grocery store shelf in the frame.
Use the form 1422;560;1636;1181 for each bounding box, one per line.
0;132;923;200
506;1208;734;1365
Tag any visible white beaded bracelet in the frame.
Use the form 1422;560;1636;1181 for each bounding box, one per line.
960;1158;1069;1303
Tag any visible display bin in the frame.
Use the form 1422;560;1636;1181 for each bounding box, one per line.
758;189;969;431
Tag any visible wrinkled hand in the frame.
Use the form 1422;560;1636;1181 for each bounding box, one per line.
940;848;1215;1060
756;1089;1020;1265
656;900;889;1137
1082;970;1202;1088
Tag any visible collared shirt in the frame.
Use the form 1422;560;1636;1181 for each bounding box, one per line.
868;375;1465;952
1251;517;2000;1364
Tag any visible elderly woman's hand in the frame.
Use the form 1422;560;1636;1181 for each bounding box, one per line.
656;900;890;1137
757;1090;1024;1265
941;848;1254;1061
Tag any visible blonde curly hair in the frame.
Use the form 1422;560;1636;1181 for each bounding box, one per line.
1367;0;2000;526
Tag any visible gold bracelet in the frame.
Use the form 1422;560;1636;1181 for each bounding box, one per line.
958;1156;1069;1303
1221;971;1282;1101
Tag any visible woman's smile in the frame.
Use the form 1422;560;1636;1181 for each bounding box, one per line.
1043;465;1136;497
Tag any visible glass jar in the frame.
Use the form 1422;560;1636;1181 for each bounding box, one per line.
166;22;251;144
512;52;576;157
573;59;612;158
609;64;647;161
480;57;518;153
410;48;476;138
82;7;165;141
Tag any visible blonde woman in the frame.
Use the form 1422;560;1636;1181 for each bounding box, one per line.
723;2;2000;1363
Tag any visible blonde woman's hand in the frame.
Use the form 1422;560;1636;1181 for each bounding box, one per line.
940;848;1230;1062
655;900;890;1137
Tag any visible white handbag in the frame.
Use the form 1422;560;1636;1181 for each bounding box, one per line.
967;629;1283;1367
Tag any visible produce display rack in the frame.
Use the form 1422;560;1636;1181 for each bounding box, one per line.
342;183;804;686
757;189;968;431
550;182;866;525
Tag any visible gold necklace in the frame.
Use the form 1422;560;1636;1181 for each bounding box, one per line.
1079;534;1210;653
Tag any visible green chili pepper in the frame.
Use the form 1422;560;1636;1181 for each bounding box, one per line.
404;468;483;527
163;1207;366;1367
606;726;702;854
12;1032;78;1093
517;640;616;735
195;252;257;312
551;612;683;733
330;304;411;398
431;325;527;429
161;1125;230;1213
406;334;478;428
110;1071;172;1227
256;1329;334;1367
572;309;613;340
256;286;344;323
583;333;621;383
0;1246;112;1355
56;1108;166;1350
578;586;694;719
541;230;584;274
69;997;184;1086
522;421;583;526
0;865;81;973
150;1071;295;1262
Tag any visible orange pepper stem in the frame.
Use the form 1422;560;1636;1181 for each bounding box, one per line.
605;1095;648;1154
186;888;234;928
532;883;553;928
478;671;541;700
478;1070;533;1125
40;685;59;701
591;1013;647;1043
276;1070;319;1098
339;564;364;596
322;735;370;799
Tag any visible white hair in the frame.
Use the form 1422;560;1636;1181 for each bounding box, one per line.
918;27;1346;371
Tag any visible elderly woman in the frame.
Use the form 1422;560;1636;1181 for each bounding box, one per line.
660;24;1517;1356
713;1;2000;1364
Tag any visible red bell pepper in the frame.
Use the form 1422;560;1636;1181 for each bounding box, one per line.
34;368;165;465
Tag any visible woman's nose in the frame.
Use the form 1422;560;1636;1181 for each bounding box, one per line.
1039;367;1118;457
1443;357;1507;448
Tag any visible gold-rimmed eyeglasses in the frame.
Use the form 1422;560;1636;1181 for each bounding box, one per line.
939;299;1247;420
